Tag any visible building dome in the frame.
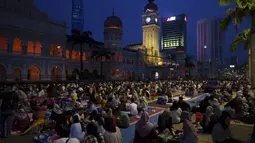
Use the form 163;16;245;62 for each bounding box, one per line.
144;0;158;13
104;11;122;29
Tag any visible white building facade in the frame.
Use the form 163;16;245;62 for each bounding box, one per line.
0;0;169;82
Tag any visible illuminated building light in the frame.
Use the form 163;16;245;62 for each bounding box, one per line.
184;16;187;21
167;16;176;22
57;46;61;49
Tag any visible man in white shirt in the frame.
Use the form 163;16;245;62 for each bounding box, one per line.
129;98;138;116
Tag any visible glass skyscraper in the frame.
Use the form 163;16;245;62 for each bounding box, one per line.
72;0;84;32
161;14;187;52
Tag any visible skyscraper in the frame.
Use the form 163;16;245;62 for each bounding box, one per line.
161;14;187;52
72;0;84;32
197;17;224;64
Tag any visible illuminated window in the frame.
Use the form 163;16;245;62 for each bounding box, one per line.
0;37;8;52
12;38;22;54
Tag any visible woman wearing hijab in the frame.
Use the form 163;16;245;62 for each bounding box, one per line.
211;111;232;143
69;115;85;142
134;112;158;143
180;111;198;143
103;117;122;143
84;122;105;143
170;101;182;124
201;106;214;130
157;109;173;133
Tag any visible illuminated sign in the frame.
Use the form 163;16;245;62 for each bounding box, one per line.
167;16;176;21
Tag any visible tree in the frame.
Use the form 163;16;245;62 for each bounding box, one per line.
66;29;96;79
218;0;255;87
91;47;114;76
185;55;195;77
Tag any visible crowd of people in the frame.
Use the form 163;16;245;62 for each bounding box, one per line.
0;80;254;143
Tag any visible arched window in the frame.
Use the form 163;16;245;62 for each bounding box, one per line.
27;41;34;55
57;45;62;56
50;44;56;56
12;38;22;54
0;37;8;52
66;50;70;59
35;42;41;56
71;51;76;60
82;52;86;61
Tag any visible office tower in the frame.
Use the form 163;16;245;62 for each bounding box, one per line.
72;0;84;32
230;56;239;66
197;17;224;64
161;14;187;52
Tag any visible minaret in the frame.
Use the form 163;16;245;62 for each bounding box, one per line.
72;0;84;31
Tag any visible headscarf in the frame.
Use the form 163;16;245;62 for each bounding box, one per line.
205;106;214;127
218;111;231;130
135;111;154;137
181;111;197;138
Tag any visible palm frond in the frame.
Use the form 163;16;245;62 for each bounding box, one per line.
220;15;232;31
218;0;231;6
230;29;250;51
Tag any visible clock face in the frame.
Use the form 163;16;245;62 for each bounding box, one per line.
155;18;158;23
146;17;151;23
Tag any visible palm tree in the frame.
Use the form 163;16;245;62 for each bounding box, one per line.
218;0;255;87
66;29;96;79
91;47;114;76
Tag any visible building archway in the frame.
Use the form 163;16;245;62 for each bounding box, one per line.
12;38;22;54
51;66;62;81
13;68;22;81
72;68;80;79
0;64;6;82
27;65;40;80
0;37;8;52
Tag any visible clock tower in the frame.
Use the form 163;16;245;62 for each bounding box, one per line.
142;0;160;58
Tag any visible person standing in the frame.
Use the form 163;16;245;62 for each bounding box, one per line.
0;92;19;138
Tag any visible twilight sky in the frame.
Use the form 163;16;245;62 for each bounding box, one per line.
34;0;249;64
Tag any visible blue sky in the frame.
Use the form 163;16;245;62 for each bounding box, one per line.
34;0;249;64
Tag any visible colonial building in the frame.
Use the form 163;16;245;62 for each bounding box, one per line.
0;0;170;82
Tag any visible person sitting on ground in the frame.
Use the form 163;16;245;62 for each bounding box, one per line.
129;98;138;116
69;115;85;142
211;111;232;143
201;106;218;133
157;108;174;134
170;101;182;124
137;97;148;113
54;138;80;143
114;108;130;129
84;122;105;143
177;96;191;112
180;111;198;143
210;98;221;118
87;101;98;114
134;111;158;143
118;98;127;111
103;117;122;143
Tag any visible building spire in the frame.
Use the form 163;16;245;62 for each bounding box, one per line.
112;8;115;16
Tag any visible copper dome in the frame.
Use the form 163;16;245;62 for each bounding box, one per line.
144;0;158;13
104;15;122;29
